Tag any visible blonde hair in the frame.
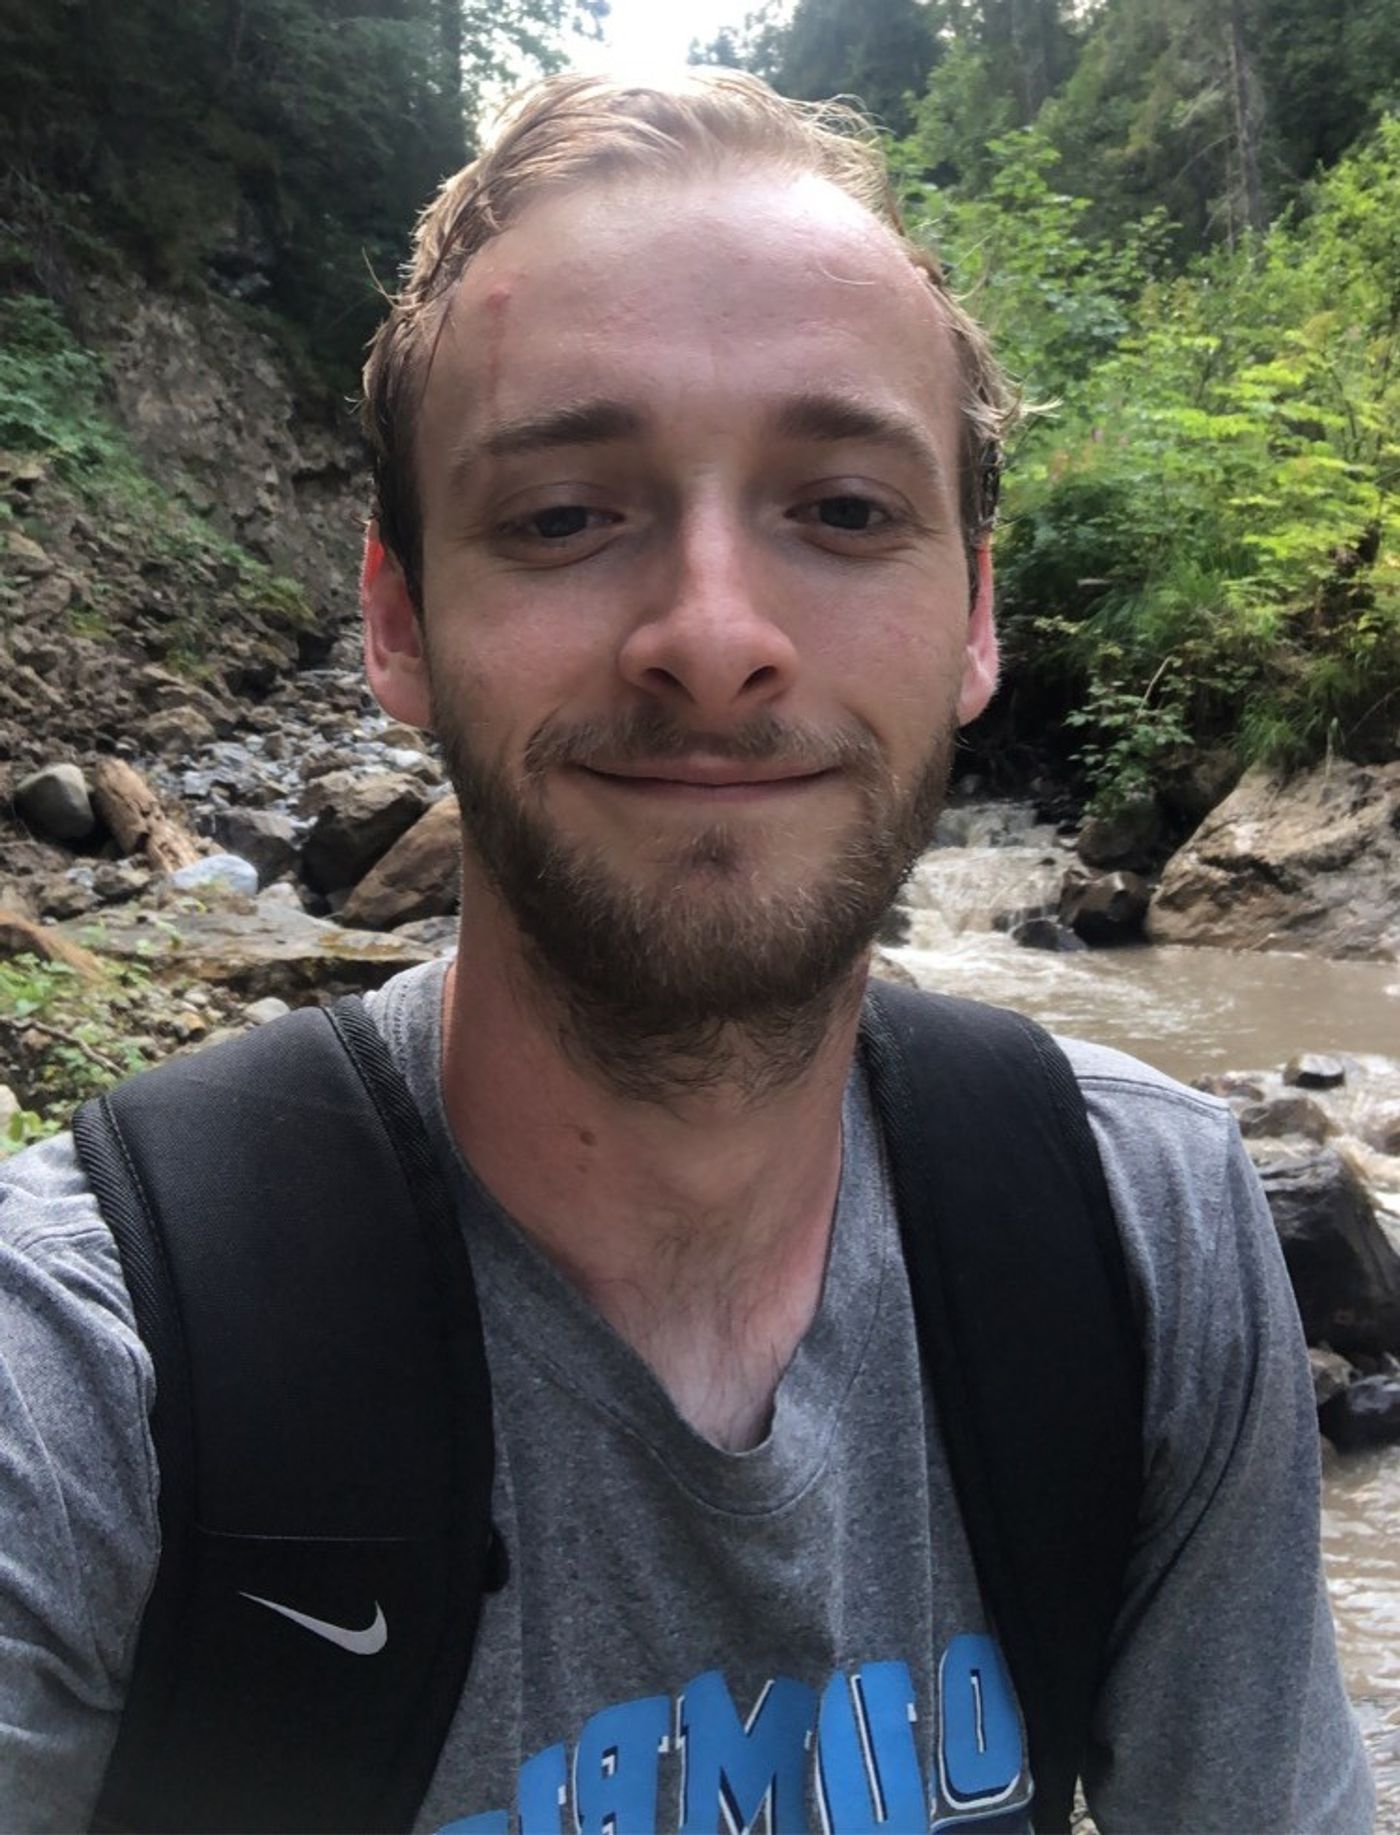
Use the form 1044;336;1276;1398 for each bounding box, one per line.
362;68;1017;608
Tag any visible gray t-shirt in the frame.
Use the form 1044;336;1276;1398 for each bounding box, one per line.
0;962;1373;1832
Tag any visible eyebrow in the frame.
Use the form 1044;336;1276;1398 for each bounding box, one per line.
770;393;949;490
447;390;947;493
479;399;644;460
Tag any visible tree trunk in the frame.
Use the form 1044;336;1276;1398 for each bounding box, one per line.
1225;0;1266;233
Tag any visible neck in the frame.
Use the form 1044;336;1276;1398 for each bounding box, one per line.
439;912;867;1449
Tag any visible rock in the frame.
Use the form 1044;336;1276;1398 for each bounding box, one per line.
340;796;461;929
0;1084;21;1134
26;573;75;621
301;772;431;894
1308;1346;1357;1408
57;901;439;1004
1158;747;1242;831
1254;1146;1400;1355
91;860;153;905
1060;870;1149;946
170;853;261;898
378;722;432;751
0;908;103;977
92;758;203;873
257;881;305;910
871;949;919;989
244;996;291;1026
1190;1072;1267;1101
1011;916;1087;953
212;808;299;887
138;705;218;753
1361;1104;1400;1157
1283;1052;1348;1091
1076;798;1163;872
37;877;98;920
1317;1375;1400;1451
14;764;96;843
1235;1094;1334;1144
1146;762;1400;959
392;915;459;950
7;531;52;574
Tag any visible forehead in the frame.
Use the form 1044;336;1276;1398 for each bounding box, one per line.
416;171;962;465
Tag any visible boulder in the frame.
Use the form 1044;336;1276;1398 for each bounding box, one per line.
1146;761;1400;959
340;796;461;930
14;764;96;843
1060;870;1149;946
871;949;919;989
300;772;430;894
1190;1071;1267;1102
1011;916;1087;953
1253;1146;1400;1355
7;531;52;574
91;860;153;905
137;705;218;753
243;996;291;1026
1308;1346;1357;1408
1076;798;1163;872
1317;1375;1400;1451
1283;1052;1347;1091
212;808;299;887
170;853;261;899
1362;1104;1400;1157
1234;1094;1333;1144
57;900;441;1004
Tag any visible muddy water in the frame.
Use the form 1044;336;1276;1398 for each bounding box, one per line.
891;805;1400;1821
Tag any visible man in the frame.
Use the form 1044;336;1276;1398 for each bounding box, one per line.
0;68;1373;1833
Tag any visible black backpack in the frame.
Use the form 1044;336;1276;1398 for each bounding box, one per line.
72;978;1143;1835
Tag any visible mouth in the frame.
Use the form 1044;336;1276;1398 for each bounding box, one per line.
574;760;837;802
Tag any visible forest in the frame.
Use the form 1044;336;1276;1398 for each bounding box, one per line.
2;0;1399;807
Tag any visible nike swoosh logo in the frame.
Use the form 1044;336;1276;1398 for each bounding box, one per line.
238;1592;388;1655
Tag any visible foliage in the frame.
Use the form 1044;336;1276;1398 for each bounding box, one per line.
0;954;157;1151
695;0;939;131
0;296;128;478
953;120;1400;804
897;128;1170;387
0;0;601;391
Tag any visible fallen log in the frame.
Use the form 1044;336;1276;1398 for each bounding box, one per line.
92;758;202;874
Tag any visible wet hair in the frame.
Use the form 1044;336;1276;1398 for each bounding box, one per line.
362;68;1019;610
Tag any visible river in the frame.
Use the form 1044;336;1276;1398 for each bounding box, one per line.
889;801;1400;1823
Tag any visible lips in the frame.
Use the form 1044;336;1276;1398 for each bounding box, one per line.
582;759;831;790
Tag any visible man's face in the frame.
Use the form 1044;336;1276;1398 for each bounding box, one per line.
365;170;997;1039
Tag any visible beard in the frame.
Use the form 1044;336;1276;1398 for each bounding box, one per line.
432;688;953;1101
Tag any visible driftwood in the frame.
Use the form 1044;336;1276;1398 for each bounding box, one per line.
0;908;104;979
91;758;202;874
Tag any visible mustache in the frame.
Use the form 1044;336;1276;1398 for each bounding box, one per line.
521;708;883;779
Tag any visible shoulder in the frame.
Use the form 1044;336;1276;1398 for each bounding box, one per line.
1055;1034;1255;1327
0;1133;163;1823
0;1127;147;1362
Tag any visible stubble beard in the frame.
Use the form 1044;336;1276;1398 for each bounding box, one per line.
432;691;953;1103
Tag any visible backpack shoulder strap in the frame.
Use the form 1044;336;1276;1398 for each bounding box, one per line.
860;978;1144;1835
72;996;498;1835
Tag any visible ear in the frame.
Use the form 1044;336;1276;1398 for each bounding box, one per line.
362;525;433;730
956;543;999;726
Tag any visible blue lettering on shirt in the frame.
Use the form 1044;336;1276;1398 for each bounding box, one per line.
437;1632;1032;1833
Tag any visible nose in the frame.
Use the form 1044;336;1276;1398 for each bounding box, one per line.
616;503;799;719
